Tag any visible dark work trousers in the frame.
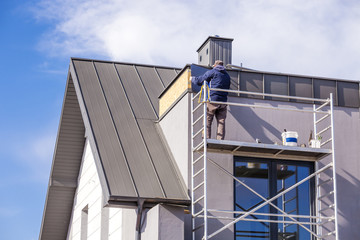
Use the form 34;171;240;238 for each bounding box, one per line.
206;102;227;140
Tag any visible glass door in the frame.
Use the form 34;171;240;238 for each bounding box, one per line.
234;158;314;240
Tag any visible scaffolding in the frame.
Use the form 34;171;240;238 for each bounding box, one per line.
190;83;338;240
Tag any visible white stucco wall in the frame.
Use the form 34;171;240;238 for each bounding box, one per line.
67;140;104;240
142;204;185;240
67;139;139;240
159;94;191;187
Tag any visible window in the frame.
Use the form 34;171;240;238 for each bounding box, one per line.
240;72;263;99
264;74;288;101
313;79;337;105
289;77;312;103
337;81;359;107
228;71;239;95
81;205;89;240
234;157;314;240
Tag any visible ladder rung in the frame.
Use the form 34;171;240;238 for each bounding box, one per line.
193;168;204;178
319;204;335;212
192;91;201;101
316;126;331;136
192;223;204;232
192;103;203;113
315;114;330;124
192;127;204;139
194;181;204;191
193;142;204;152
194;195;204;204
284;196;297;204
320;138;332;146
284;223;294;228
193;154;204;165
287;209;297;214
319;218;335;226
318;191;334;200
316;101;330;111
317;178;333;187
193;209;204;218
320;230;336;237
192;115;204;126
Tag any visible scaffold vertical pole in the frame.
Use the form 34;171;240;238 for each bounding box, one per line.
313;104;322;237
191;92;195;240
203;82;208;240
330;93;339;240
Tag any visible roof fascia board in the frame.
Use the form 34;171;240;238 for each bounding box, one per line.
69;60;111;201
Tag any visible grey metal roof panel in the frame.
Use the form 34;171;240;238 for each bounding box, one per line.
93;61;164;198
137;119;187;199
72;59;188;201
114;64;157;119
155;67;178;87
73;60;137;197
135;65;166;115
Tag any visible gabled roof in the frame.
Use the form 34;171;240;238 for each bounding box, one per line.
39;58;189;240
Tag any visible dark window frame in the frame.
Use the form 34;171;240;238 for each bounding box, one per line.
234;157;315;240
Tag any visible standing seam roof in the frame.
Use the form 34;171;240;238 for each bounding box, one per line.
72;59;188;200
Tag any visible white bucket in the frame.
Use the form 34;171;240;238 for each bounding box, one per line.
281;131;298;146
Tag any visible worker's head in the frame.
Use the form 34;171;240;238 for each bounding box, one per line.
212;60;223;68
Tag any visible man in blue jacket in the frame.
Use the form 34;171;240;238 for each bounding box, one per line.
192;60;231;140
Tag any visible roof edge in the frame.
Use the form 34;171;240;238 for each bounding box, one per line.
158;64;191;98
108;196;191;206
69;60;112;199
70;57;181;71
39;69;73;240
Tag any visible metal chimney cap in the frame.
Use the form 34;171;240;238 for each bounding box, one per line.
196;36;234;53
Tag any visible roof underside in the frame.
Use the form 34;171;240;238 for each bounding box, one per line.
39;76;86;240
40;59;188;240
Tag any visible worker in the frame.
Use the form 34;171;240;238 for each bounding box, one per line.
191;60;231;140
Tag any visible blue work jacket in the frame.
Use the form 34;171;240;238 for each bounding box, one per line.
193;65;231;102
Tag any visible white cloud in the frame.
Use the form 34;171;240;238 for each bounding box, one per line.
33;0;360;80
9;126;57;183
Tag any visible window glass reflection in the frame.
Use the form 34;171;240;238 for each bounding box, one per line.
235;158;314;240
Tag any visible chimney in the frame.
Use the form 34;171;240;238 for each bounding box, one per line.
197;36;233;67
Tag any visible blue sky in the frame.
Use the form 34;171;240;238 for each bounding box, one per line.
1;0;360;239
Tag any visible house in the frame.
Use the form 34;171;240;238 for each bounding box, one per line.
40;36;360;240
